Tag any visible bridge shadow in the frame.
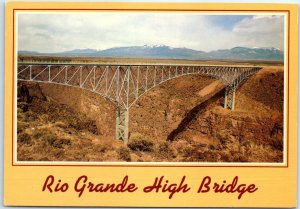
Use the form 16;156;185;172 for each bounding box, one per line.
167;89;225;141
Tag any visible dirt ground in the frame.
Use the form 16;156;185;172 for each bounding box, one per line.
17;66;284;162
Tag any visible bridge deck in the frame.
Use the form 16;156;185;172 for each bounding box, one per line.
18;62;262;68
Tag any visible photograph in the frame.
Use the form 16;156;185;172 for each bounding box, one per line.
16;12;285;163
4;2;298;207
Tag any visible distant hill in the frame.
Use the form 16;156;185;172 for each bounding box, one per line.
18;45;284;61
205;47;283;61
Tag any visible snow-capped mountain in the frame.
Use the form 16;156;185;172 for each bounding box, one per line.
205;47;283;61
18;45;284;61
95;45;205;59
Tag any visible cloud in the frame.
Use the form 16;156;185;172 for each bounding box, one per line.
17;12;285;53
231;15;284;50
233;15;284;34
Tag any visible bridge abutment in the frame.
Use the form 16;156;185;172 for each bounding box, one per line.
116;107;129;144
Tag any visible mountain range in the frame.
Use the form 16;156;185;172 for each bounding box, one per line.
18;45;284;61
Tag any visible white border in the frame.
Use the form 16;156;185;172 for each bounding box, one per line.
14;11;288;167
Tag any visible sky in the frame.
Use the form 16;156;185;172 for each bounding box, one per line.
17;12;285;53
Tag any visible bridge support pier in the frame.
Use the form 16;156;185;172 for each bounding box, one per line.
224;86;236;110
116;107;129;144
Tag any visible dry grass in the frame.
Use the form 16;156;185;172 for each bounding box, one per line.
18;55;283;66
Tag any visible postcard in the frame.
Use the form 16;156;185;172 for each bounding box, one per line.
4;1;298;207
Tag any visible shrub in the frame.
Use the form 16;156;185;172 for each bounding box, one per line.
33;128;71;148
180;143;227;162
117;147;131;162
270;137;283;151
17;121;29;134
68;117;98;134
96;145;108;153
155;141;175;159
51;138;71;148
55;121;68;129
18;132;31;144
23;111;38;122
128;138;154;152
42;133;58;147
216;131;235;147
33;128;52;139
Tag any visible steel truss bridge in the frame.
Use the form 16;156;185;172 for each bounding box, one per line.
17;63;261;143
